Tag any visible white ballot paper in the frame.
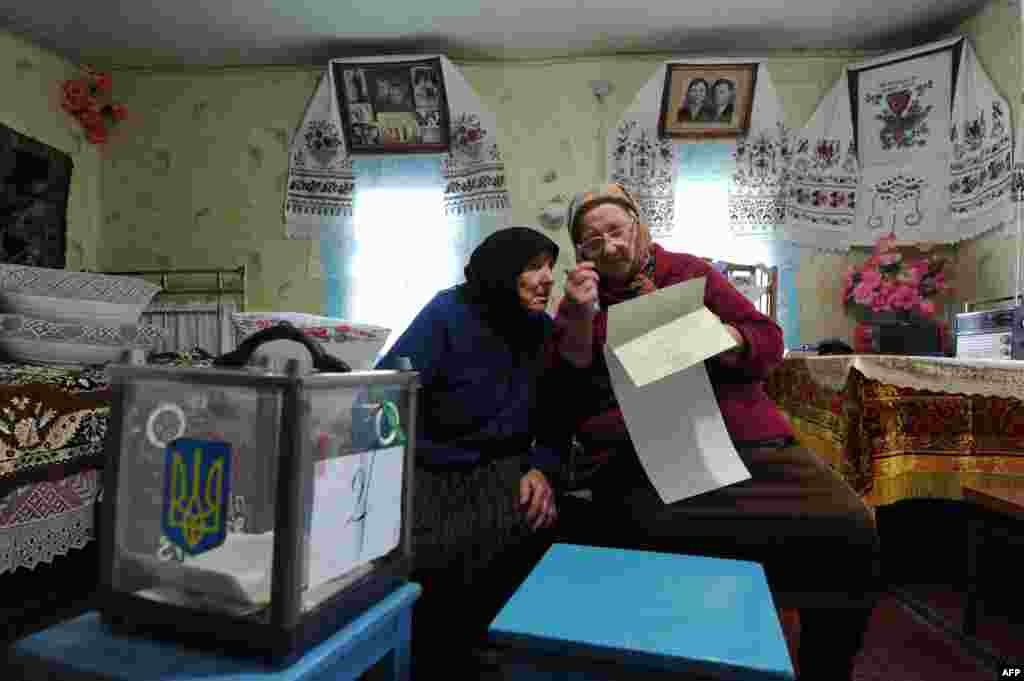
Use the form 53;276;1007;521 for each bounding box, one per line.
605;277;751;504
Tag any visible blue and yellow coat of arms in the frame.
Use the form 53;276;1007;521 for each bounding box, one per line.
162;438;232;556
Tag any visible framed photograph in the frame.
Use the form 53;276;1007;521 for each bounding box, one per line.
333;58;450;154
658;63;758;140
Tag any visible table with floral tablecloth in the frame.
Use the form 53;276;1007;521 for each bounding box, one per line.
765;354;1024;506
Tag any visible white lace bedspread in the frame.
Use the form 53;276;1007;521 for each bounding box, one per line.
0;469;99;575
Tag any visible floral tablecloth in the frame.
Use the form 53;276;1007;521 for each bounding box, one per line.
766;355;1024;506
0;362;110;575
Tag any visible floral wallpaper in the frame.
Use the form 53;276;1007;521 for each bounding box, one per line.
95;54;867;323
2;1;1015;341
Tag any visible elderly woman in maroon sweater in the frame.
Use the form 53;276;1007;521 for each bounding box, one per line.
549;183;880;681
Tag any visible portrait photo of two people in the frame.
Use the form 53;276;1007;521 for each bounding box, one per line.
659;63;757;140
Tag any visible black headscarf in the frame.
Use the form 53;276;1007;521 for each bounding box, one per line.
460;226;559;354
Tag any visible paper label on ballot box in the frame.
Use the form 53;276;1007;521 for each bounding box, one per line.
307;445;404;591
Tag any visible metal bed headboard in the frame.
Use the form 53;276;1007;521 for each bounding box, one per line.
96;265;247;310
89;265;248;355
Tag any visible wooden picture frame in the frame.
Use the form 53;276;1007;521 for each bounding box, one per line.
658;63;758;140
333;58;451;154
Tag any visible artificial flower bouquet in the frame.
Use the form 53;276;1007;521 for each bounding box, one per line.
842;233;952;318
60;65;128;145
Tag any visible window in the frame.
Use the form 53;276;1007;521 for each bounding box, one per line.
661;141;802;348
347;185;454;355
322;155;505;359
659;142;736;260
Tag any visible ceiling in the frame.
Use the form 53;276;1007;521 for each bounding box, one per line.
0;0;993;69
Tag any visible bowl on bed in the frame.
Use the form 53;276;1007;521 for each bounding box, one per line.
0;314;168;366
0;265;162;327
0;265;165;365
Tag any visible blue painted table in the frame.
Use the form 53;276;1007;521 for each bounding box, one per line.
488;544;795;680
4;583;421;681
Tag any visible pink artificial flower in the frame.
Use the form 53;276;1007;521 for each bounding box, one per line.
853;282;876;305
919;300;937;316
874;233;898;254
878;252;902;267
860;270;882;288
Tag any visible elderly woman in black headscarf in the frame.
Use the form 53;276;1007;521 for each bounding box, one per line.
375;226;597;676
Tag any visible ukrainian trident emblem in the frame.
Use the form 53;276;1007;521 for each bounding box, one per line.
162;439;232;555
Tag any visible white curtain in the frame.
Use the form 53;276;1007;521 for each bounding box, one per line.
661;141;803;348
321;155;506;356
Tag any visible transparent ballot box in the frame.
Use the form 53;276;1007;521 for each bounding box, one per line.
96;339;418;666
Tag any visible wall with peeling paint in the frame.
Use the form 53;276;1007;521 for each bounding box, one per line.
0;31;102;271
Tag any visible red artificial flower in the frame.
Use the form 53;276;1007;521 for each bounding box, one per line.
85;126;108;145
61;79;92;112
92;72;113;93
107;103;129;122
76;108;104;130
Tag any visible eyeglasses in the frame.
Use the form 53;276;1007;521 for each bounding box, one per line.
577;219;636;260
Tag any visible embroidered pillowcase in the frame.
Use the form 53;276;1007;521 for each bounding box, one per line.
230;312;390;371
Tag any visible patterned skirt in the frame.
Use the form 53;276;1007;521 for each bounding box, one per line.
411;455;528;587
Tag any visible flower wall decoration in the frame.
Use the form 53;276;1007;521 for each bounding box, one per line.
60;65;128;146
451;114;486;148
842;233;952;318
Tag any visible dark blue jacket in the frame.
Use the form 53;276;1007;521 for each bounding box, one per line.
375;286;562;476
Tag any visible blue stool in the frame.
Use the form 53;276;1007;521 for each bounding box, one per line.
5;583;421;681
488;544;795;680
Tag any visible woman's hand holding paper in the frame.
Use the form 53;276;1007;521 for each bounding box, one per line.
715;317;748;365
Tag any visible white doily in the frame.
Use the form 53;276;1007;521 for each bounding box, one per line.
0;502;95;575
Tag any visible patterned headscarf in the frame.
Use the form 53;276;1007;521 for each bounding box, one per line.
566;183;657;303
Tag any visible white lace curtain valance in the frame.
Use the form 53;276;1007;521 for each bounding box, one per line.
788;35;1014;249
607;57;788;240
282;54;511;242
607;36;1014;252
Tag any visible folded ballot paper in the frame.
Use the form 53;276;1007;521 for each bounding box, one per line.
604;277;751;504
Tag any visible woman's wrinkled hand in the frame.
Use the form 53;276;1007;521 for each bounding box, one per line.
715;317;747;365
562;262;600;318
519;468;557;531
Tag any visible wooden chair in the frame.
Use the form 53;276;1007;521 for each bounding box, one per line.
703;258;779;321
